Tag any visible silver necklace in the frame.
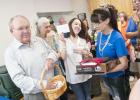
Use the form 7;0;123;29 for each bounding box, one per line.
99;30;112;57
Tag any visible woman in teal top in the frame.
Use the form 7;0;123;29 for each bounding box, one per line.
91;6;128;100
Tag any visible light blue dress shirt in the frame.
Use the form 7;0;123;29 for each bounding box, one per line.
4;36;58;94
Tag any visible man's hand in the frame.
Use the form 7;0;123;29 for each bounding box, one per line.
46;82;56;90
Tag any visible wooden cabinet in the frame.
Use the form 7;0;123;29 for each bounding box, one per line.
87;0;133;16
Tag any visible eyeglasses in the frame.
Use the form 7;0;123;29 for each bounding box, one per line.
13;26;30;31
92;21;105;29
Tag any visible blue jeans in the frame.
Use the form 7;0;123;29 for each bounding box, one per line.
104;75;128;100
69;79;91;100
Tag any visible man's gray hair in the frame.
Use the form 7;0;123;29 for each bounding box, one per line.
9;15;29;32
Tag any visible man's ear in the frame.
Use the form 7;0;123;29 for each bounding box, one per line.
10;29;13;33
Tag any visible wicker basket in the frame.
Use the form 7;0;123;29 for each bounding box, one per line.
40;64;67;100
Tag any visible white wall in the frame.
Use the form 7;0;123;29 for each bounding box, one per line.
34;0;72;12
37;0;91;28
0;0;37;66
0;0;90;66
71;0;91;27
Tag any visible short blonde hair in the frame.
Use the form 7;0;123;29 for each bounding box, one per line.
9;15;29;32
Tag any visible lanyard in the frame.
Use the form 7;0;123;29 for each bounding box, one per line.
99;30;112;57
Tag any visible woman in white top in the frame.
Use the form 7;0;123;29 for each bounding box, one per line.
59;18;92;100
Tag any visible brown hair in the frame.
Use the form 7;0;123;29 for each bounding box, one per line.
91;4;119;31
68;18;91;42
119;12;128;21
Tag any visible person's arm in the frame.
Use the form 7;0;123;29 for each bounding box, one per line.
4;49;47;93
58;33;67;60
108;37;128;72
125;39;130;46
45;44;58;62
40;37;58;69
129;79;140;100
126;31;138;39
45;47;58;70
126;17;139;39
129;45;136;62
109;56;128;72
59;40;67;60
87;41;92;50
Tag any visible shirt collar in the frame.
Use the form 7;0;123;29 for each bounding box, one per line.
13;38;30;49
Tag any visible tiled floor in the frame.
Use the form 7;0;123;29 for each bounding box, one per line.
93;77;137;100
68;76;137;100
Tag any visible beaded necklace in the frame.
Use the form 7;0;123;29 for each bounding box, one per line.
99;30;112;57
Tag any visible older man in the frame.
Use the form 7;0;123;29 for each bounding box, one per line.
4;15;58;100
